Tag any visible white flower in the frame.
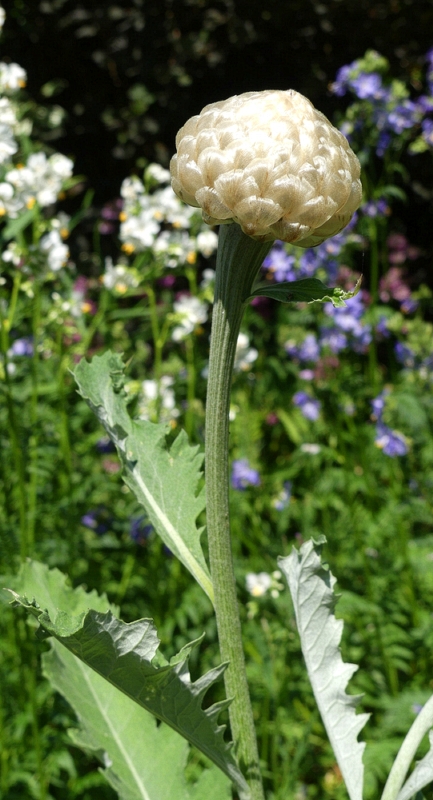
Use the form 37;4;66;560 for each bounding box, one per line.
145;163;171;183
246;572;272;597
196;229;218;256
0;7;5;30
102;258;139;293
171;294;208;341
300;443;321;455
170;89;362;246
40;230;69;271
153;229;196;267
0;62;26;91
200;268;215;288
234;332;258;372
0;98;17;127
138;376;179;423
120;208;160;250
0;123;17;164
121;175;145;201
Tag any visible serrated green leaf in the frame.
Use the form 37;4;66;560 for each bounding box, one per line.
279;538;369;800
44;644;231;800
7;563;248;797
72;351;213;604
249;276;362;307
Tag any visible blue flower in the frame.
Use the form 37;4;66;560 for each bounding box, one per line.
387;100;421;134
263;242;296;282
95;436;116;454
395;342;416;367
130;517;153;545
285;333;320;363
350;72;385;100
81;508;110;535
330;64;352;96
371;389;389;421
231;459;261;490
293;391;321;421
362;198;390;217
375;422;408;457
9;336;33;356
421;118;433;147
319;329;347;353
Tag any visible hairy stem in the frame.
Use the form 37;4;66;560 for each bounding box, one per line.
205;223;271;800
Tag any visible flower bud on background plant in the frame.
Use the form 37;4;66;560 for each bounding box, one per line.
170;89;362;247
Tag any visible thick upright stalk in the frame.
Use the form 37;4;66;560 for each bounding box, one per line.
205;223;271;800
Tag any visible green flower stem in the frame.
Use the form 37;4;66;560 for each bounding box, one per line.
381;693;433;800
205;223;272;800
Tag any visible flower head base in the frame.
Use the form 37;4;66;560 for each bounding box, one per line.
170;90;362;247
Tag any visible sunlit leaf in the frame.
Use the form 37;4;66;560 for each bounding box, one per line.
6;561;247;797
73;351;213;603
249;276;362;307
279;537;369;800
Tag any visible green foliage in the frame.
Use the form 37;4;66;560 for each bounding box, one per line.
250;277;362;308
6;560;237;797
73;351;213;603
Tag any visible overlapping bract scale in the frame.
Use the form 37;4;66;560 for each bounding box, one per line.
170;89;362;246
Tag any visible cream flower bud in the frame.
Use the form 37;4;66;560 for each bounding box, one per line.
170;89;362;247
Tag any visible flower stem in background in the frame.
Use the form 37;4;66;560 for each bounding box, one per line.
205;223;271;799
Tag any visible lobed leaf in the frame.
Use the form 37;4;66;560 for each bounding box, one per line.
72;351;213;603
279;537;369;800
6;561;247;797
250;276;362;307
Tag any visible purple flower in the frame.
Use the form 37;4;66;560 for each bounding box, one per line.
375;422;408;457
376;316;391;338
81;508;110;535
95;436;116;454
350;72;384;100
371;389;389;421
362;198;390;217
330;64;352;96
9;337;33;356
319;329;347;353
263;242;296;282
285;334;320;363
376;130;392;157
231;459;261;490
298;334;320;362
400;297;418;315
421;118;433;147
293;391;321;421
387;101;421;134
395;342;416;367
130;517;153;545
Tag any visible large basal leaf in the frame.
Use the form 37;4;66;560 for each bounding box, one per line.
7;561;248;798
279;537;369;800
397;730;433;800
249;276;362;307
73;351;213;604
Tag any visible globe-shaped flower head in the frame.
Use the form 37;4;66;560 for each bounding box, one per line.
170;89;362;247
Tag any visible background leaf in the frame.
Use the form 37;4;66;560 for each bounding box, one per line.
279;537;370;800
73;351;213;603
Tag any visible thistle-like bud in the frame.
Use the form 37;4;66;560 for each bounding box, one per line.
170;90;362;247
